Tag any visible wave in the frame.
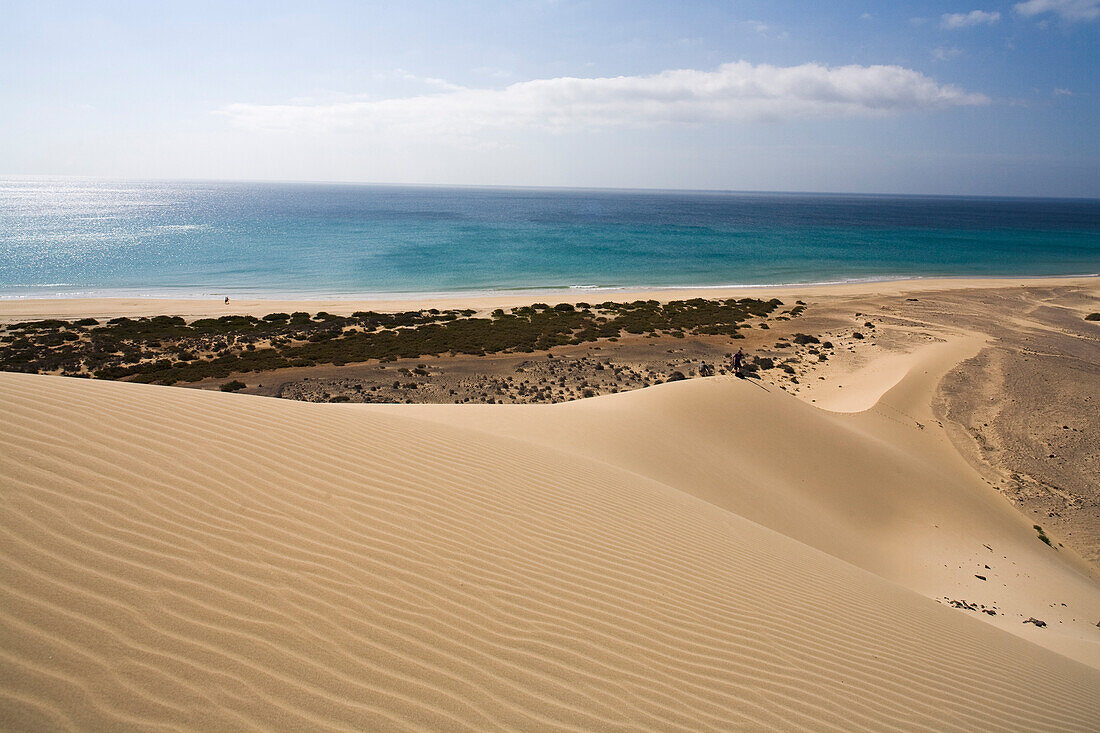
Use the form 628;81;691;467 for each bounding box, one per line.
4;273;1096;303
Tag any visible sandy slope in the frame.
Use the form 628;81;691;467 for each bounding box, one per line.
375;332;1100;666
2;369;1099;730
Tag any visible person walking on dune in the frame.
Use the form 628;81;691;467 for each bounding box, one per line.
733;348;744;378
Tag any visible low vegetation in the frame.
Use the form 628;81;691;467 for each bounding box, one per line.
1033;524;1053;547
0;297;782;386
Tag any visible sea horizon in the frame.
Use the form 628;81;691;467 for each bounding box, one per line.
3;177;1099;301
7;174;1100;202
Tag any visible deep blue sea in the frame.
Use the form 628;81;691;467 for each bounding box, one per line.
2;178;1098;300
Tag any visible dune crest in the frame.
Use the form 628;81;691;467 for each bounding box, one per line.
2;370;1099;730
375;332;1100;667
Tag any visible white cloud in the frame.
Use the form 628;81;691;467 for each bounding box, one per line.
738;21;789;40
373;69;465;92
932;46;964;60
941;10;1002;28
1015;0;1100;21
1053;87;1074;95
219;62;989;136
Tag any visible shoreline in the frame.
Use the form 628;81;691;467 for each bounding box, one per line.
1;274;1096;322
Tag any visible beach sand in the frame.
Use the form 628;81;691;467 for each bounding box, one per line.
1;275;1095;323
2;276;1099;730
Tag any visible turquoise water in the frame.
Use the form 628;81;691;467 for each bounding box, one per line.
1;178;1098;299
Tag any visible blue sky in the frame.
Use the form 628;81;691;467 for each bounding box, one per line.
2;1;1098;196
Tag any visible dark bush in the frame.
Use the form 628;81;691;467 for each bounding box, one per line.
754;357;775;370
792;333;820;345
666;371;687;382
1034;525;1053;546
1085;313;1100;321
853;332;864;339
220;380;246;392
0;295;786;385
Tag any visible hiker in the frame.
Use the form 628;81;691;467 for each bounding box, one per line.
224;296;230;305
699;361;713;377
733;348;744;377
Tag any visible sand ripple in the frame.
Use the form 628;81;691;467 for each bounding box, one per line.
1;372;1098;730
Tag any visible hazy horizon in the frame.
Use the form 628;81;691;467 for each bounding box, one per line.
7;174;1100;201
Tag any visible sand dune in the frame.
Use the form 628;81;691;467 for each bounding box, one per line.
2;367;1099;730
376;333;1100;666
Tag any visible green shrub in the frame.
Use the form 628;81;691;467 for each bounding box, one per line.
0;295;787;385
1033;525;1053;547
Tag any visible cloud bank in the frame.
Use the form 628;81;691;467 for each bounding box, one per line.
1015;0;1100;21
220;62;989;136
942;10;1002;28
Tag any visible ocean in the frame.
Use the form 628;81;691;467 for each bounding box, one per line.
2;178;1098;300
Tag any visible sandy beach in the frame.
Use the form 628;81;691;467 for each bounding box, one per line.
2;275;1096;323
2;276;1099;730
